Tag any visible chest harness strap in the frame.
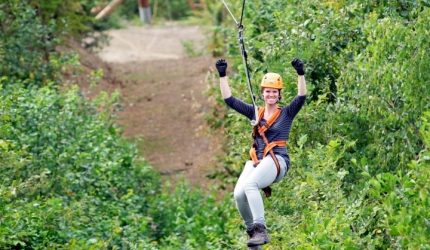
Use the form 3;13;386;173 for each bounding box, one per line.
249;107;288;197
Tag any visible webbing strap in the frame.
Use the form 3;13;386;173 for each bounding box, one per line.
263;141;287;157
261;134;282;199
250;140;283;177
249;140;287;166
256;107;281;135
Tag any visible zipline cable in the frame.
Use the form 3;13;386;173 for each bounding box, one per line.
220;0;238;25
220;0;259;126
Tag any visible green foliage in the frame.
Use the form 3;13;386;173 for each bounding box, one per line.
28;0;92;35
149;184;236;249
0;80;235;248
0;2;60;84
0;81;154;248
0;1;235;248
0;1;113;85
152;0;192;20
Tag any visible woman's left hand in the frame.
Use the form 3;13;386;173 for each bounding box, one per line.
291;58;305;76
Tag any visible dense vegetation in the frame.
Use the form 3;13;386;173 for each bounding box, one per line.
0;1;233;249
210;0;430;248
1;0;429;249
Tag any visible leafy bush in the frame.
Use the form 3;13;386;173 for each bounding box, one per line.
0;2;60;84
0;1;113;85
0;81;155;248
151;0;192;20
0;1;236;248
0;80;236;249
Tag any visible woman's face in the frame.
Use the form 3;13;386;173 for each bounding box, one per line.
262;88;280;105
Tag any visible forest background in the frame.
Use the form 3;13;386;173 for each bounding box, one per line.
1;0;429;249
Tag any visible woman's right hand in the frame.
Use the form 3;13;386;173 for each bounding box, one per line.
215;59;228;77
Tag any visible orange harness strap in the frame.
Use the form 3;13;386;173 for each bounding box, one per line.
263;140;287;157
249;140;287;166
257;107;281;135
248;107;288;182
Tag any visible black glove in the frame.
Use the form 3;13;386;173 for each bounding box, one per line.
215;59;228;77
291;58;305;75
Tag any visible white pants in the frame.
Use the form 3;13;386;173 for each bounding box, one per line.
233;155;287;229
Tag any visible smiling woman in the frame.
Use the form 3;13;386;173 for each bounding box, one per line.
215;58;307;248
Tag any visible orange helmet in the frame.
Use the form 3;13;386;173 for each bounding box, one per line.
260;72;284;89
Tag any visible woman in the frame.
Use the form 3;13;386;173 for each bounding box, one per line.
215;58;307;248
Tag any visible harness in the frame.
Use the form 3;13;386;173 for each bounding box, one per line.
249;107;288;197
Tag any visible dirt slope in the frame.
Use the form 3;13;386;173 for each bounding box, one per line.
96;23;223;187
